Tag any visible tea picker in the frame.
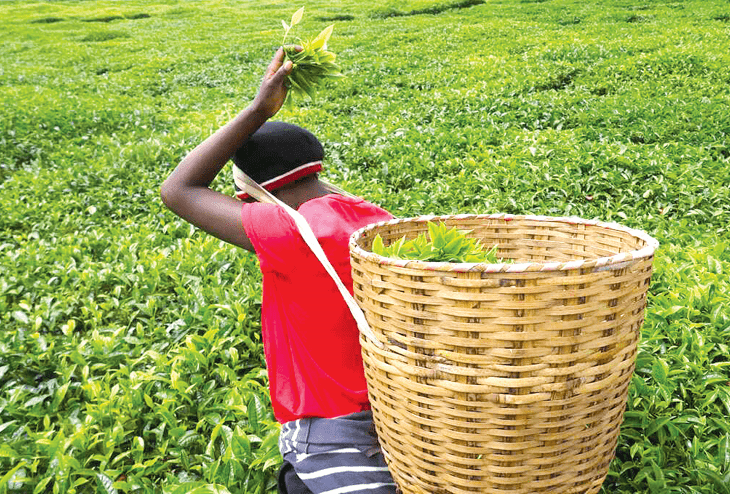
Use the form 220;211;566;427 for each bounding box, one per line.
161;36;398;494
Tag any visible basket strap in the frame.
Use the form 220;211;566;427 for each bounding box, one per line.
320;180;360;200
234;168;384;350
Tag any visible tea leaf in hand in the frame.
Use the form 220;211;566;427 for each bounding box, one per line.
280;8;343;102
290;7;304;28
310;24;334;50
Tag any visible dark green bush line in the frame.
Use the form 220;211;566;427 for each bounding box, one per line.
30;17;65;24
29;13;152;24
82;15;125;23
315;14;356;22
371;0;485;18
80;31;131;42
82;13;152;22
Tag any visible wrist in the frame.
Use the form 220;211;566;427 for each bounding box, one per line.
244;103;271;125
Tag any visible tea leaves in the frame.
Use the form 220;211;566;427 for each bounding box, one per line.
372;221;508;263
281;8;343;101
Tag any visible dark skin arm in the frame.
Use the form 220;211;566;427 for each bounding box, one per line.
160;48;293;252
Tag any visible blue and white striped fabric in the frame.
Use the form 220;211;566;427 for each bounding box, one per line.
279;411;397;494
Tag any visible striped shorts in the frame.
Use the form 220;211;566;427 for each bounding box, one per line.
278;410;397;494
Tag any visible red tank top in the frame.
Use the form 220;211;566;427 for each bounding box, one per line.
241;194;393;423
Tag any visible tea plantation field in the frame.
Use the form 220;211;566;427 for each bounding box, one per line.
1;0;729;492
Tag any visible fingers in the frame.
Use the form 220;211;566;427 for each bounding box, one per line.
273;46;286;62
265;47;295;81
272;47;293;74
265;47;285;77
257;47;295;112
269;59;293;86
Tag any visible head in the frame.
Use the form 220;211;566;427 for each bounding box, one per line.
232;121;324;201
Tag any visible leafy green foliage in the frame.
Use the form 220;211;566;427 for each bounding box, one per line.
281;8;343;101
604;241;730;493
372;222;508;263
1;0;729;492
0;231;281;493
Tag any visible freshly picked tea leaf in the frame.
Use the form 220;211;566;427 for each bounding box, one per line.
280;7;343;101
372;222;511;264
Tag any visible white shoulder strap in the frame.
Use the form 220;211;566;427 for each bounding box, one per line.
234;168;384;350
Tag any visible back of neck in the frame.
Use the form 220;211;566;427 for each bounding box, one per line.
275;177;332;210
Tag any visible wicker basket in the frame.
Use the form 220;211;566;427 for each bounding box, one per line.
349;214;658;494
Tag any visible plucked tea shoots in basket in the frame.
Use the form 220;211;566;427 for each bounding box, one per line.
372;221;512;263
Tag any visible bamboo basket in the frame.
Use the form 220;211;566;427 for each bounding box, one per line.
349;214;658;494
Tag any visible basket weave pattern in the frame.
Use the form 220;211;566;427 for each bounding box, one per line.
349;214;657;494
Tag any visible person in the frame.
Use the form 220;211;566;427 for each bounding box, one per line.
160;48;397;494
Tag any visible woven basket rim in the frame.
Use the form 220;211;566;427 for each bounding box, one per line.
349;213;659;274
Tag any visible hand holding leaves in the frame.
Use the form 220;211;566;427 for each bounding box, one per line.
280;7;343;101
252;47;294;119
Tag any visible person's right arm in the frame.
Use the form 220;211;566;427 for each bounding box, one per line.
160;48;293;251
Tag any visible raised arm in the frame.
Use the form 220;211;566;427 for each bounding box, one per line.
160;48;293;251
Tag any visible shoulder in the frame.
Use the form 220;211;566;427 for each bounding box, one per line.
241;202;298;245
303;194;391;216
299;195;393;233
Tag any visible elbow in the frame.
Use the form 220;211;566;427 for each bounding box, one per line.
160;179;177;211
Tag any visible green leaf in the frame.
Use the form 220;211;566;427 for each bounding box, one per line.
288;70;316;100
24;395;49;408
168;483;232;494
720;433;730;469
708;255;723;274
33;474;53;494
310;25;334;50
189;485;233;494
371;222;507;263
279;13;342;101
96;473;117;494
233;434;252;462
13;310;29;324
652;358;669;385
247;396;261;433
0;421;18;437
51;381;70;410
427;222;443;248
442;236;464;258
372;235;385;256
207;420;224;457
290;7;304;28
0;461;27;489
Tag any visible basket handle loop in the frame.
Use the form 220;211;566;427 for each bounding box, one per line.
234;168;385;350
